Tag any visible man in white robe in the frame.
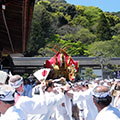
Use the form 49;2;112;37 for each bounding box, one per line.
0;84;65;120
27;80;66;120
0;84;27;120
73;84;98;120
9;75;24;103
92;85;120;120
55;89;73;120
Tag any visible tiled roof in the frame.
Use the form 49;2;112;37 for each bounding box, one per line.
11;57;120;66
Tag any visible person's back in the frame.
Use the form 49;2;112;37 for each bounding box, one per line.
0;84;27;120
92;85;120;120
95;105;120;120
73;86;98;120
0;105;27;120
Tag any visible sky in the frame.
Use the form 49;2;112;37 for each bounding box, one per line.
66;0;120;12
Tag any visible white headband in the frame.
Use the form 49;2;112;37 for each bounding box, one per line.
92;91;111;98
9;77;23;88
0;85;15;101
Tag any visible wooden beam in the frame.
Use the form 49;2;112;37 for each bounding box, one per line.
22;0;35;53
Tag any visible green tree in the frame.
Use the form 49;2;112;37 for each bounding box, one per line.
37;34;63;57
95;52;111;79
88;35;120;57
105;12;120;27
63;28;96;45
83;67;96;80
65;4;76;18
88;41;113;57
76;5;86;15
110;35;120;57
59;40;87;56
26;1;120;57
83;6;103;26
72;15;89;27
96;13;112;41
27;4;53;56
112;23;120;35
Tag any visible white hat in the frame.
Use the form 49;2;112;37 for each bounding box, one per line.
0;85;15;101
0;71;8;84
109;79;114;82
104;79;110;83
33;68;51;81
9;76;23;89
95;78;102;81
115;78;120;82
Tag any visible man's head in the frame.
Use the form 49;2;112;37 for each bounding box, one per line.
92;85;112;111
9;75;24;94
45;80;54;92
0;85;15;114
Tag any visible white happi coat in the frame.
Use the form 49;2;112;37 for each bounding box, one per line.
28;91;65;120
55;94;72;120
73;88;98;120
114;94;120;110
0;106;27;120
95;105;120;120
40;91;65;120
0;94;47;120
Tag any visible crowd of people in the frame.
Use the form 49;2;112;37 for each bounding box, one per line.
0;69;120;120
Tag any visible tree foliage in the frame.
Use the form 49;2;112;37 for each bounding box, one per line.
27;0;120;57
27;4;53;56
88;34;120;57
83;67;97;80
96;13;112;41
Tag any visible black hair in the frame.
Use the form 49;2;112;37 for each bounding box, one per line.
2;100;15;104
34;86;41;95
5;75;10;84
93;95;112;106
45;80;54;91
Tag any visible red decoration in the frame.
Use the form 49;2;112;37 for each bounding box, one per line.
42;70;47;77
45;49;79;82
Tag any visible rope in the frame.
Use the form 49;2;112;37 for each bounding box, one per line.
2;5;14;53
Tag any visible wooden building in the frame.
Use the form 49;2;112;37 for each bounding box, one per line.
0;0;35;75
0;0;35;54
1;56;120;79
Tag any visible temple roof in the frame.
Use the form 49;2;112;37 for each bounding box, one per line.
0;0;35;54
11;57;120;67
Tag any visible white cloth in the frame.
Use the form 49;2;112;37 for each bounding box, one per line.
55;103;70;120
9;77;23;89
64;94;72;120
54;93;72;120
33;68;50;81
73;88;98;120
114;95;120;110
28;91;65;120
0;95;48;120
0;71;8;84
15;95;47;115
0;106;27;120
0;85;15;101
95;105;120;120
